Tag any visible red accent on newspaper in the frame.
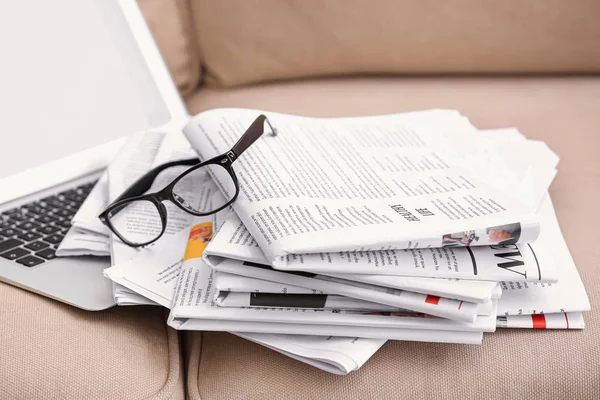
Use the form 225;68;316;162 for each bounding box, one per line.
531;314;546;329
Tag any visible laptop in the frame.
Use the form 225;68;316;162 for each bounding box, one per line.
0;0;188;310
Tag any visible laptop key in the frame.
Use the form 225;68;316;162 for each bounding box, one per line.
16;220;42;230
38;225;60;235
61;192;79;202
36;248;56;260
41;195;58;203
35;215;58;224
45;233;64;245
0;238;25;253
8;213;28;222
55;209;74;218
44;200;65;209
22;204;49;216
16;255;45;267
0;227;24;237
25;241;50;251
18;232;42;242
1;247;30;260
55;219;72;228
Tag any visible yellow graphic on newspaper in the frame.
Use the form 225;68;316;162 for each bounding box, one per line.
183;222;212;261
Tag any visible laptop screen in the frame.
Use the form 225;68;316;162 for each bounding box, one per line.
0;0;172;180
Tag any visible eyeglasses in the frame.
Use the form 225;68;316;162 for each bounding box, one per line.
98;115;277;247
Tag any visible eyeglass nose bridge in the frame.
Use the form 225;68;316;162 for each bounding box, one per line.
154;188;172;202
152;197;169;226
151;190;173;221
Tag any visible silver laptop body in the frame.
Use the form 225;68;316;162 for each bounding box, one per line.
0;0;188;310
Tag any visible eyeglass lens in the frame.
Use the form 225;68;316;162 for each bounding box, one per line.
107;199;163;245
172;163;236;213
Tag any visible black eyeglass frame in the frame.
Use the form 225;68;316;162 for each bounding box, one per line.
98;114;277;247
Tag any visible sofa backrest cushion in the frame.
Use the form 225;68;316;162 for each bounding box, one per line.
139;0;201;96
190;0;600;87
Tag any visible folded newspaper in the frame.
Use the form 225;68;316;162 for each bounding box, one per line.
67;108;589;374
182;109;543;269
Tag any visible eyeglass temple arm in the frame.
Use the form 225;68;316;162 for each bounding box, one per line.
229;115;277;161
110;158;200;205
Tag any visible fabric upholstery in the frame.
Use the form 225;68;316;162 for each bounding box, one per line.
0;282;184;400
184;76;600;399
139;0;201;96
189;0;600;87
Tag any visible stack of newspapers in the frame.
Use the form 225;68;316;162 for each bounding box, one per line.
64;109;591;375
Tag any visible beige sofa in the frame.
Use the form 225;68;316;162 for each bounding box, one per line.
2;1;599;398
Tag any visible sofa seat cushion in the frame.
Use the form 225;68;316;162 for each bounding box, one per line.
0;283;184;400
184;76;600;399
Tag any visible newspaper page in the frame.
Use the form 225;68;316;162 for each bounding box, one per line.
479;128;559;212
169;253;497;333
234;333;385;375
104;222;201;307
57;172;112;256
216;291;494;316
106;130;167;265
106;219;394;374
56;226;110;257
183;108;541;269
217;291;406;312
497;312;584;329
174;318;484;344
70;171;111;236
107;130;198;264
320;272;499;304
113;286;157;306
169;227;489;343
214;271;324;294
212;258;485;322
277;235;556;281
214;275;496;316
203;213;495;302
104;179;221;307
104;221;394;374
496;195;590;316
204;212;551;311
103;130;201;305
103;131;166;305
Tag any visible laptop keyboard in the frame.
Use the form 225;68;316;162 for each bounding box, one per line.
0;181;96;267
